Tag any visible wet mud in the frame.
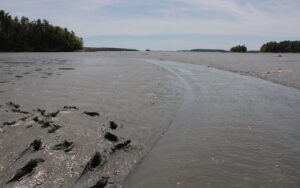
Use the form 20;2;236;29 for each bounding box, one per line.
90;177;109;188
0;53;184;187
16;139;42;161
7;158;45;183
0;102;137;187
52;140;73;152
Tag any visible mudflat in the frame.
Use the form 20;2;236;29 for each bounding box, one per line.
99;51;300;89
0;52;299;188
0;52;182;187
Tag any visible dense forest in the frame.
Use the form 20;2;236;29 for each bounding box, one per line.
230;45;247;52
0;10;83;52
83;47;138;52
261;41;300;53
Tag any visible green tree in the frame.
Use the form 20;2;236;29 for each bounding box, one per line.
261;41;300;53
0;10;83;51
230;45;247;52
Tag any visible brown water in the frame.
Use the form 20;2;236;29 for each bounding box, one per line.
124;60;300;188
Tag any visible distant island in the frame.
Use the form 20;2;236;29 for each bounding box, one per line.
230;45;247;52
0;10;83;52
191;49;227;52
83;47;138;52
261;41;300;53
179;49;227;52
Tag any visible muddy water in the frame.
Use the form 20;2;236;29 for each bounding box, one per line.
124;60;300;188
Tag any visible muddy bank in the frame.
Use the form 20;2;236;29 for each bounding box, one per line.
0;53;183;187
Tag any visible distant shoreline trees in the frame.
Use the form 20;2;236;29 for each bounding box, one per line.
261;41;300;53
84;47;138;52
230;45;247;52
0;10;83;52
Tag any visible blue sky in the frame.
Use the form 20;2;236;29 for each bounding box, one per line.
1;0;300;50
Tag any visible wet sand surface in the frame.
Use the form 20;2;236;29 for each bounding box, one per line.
124;60;300;188
99;51;300;89
0;52;300;187
0;53;182;187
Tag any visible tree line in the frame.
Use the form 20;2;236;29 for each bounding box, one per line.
260;41;300;53
0;10;83;52
83;47;138;52
230;41;300;53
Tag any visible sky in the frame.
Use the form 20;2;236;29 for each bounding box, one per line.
1;0;300;50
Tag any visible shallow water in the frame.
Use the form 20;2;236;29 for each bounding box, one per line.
124;60;300;188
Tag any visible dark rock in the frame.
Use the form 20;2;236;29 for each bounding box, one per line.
63;106;78;110
7;158;44;183
30;139;42;151
37;108;45;116
90;177;109;188
19;116;30;121
7;101;20;109
33;116;39;122
12;108;29;114
109;121;118;130
89;152;102;169
104;132;118;142
3;121;16;126
26;125;33;128
40;121;51;128
48;124;61;133
84;112;99;116
112;140;131;152
76;152;103;183
16;139;42;161
52;140;73;152
47;110;60;118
